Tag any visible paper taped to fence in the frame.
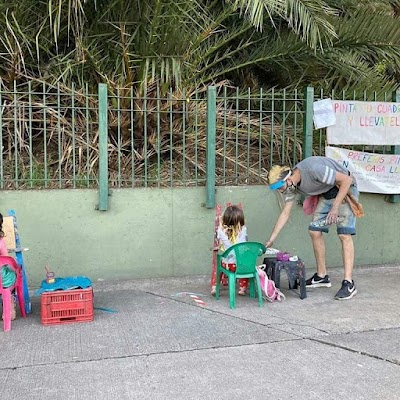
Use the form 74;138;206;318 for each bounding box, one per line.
326;146;400;194
313;98;336;129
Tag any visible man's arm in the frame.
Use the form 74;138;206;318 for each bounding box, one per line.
266;200;295;248
326;171;353;224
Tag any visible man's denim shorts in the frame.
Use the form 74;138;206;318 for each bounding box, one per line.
308;185;359;235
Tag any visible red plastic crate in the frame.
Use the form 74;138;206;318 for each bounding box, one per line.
41;287;94;326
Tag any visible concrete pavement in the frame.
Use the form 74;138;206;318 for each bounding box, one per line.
1;264;399;399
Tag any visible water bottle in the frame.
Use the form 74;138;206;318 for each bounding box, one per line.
310;217;345;227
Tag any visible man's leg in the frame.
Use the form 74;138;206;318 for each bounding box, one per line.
337;234;354;281
307;197;332;288
335;233;357;300
309;230;327;277
305;229;332;288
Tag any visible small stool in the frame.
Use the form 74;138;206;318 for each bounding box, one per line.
262;258;307;299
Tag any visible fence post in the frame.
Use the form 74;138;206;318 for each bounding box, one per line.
98;83;109;211
205;86;216;208
387;89;400;203
302;86;314;160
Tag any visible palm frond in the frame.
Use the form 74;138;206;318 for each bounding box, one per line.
227;0;338;49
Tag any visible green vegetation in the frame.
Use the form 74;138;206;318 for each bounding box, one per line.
1;1;399;92
0;1;399;188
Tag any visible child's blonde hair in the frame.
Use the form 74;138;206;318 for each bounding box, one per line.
222;205;245;242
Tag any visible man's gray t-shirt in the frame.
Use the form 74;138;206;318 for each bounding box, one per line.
283;157;355;202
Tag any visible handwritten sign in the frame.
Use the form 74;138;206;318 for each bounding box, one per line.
326;100;400;145
326;146;400;193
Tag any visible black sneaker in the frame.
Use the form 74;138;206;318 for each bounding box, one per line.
335;280;357;300
305;273;332;288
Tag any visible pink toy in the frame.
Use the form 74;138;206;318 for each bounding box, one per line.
276;252;291;261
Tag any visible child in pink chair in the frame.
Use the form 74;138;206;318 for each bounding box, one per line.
0;213;17;320
211;205;249;296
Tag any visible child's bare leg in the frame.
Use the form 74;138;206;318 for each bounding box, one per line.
238;278;248;295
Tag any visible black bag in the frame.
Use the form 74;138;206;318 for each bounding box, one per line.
321;186;339;199
262;257;277;280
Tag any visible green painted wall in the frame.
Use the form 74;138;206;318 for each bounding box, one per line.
1;187;399;287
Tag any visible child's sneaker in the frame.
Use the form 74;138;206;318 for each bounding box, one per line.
238;287;246;296
335;280;357;300
306;272;332;288
210;286;216;295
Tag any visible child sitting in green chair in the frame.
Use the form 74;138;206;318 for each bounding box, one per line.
0;213;17;320
211;205;249;296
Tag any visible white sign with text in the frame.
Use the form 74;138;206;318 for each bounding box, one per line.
326;146;400;194
326;100;400;145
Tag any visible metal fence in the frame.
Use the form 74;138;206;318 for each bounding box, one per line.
0;81;99;189
1;81;399;203
0;82;308;190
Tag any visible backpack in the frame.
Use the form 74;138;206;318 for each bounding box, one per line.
257;265;285;302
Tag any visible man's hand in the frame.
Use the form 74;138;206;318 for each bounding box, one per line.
326;205;339;224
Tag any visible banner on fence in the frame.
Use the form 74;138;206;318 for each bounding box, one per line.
325;146;400;194
326;100;400;145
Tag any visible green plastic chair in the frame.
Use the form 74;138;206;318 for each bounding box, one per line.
215;242;266;309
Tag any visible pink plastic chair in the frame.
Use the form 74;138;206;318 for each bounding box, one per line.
0;256;27;331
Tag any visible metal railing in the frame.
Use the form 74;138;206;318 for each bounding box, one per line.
0;80;99;189
1;81;398;204
0;82;306;191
